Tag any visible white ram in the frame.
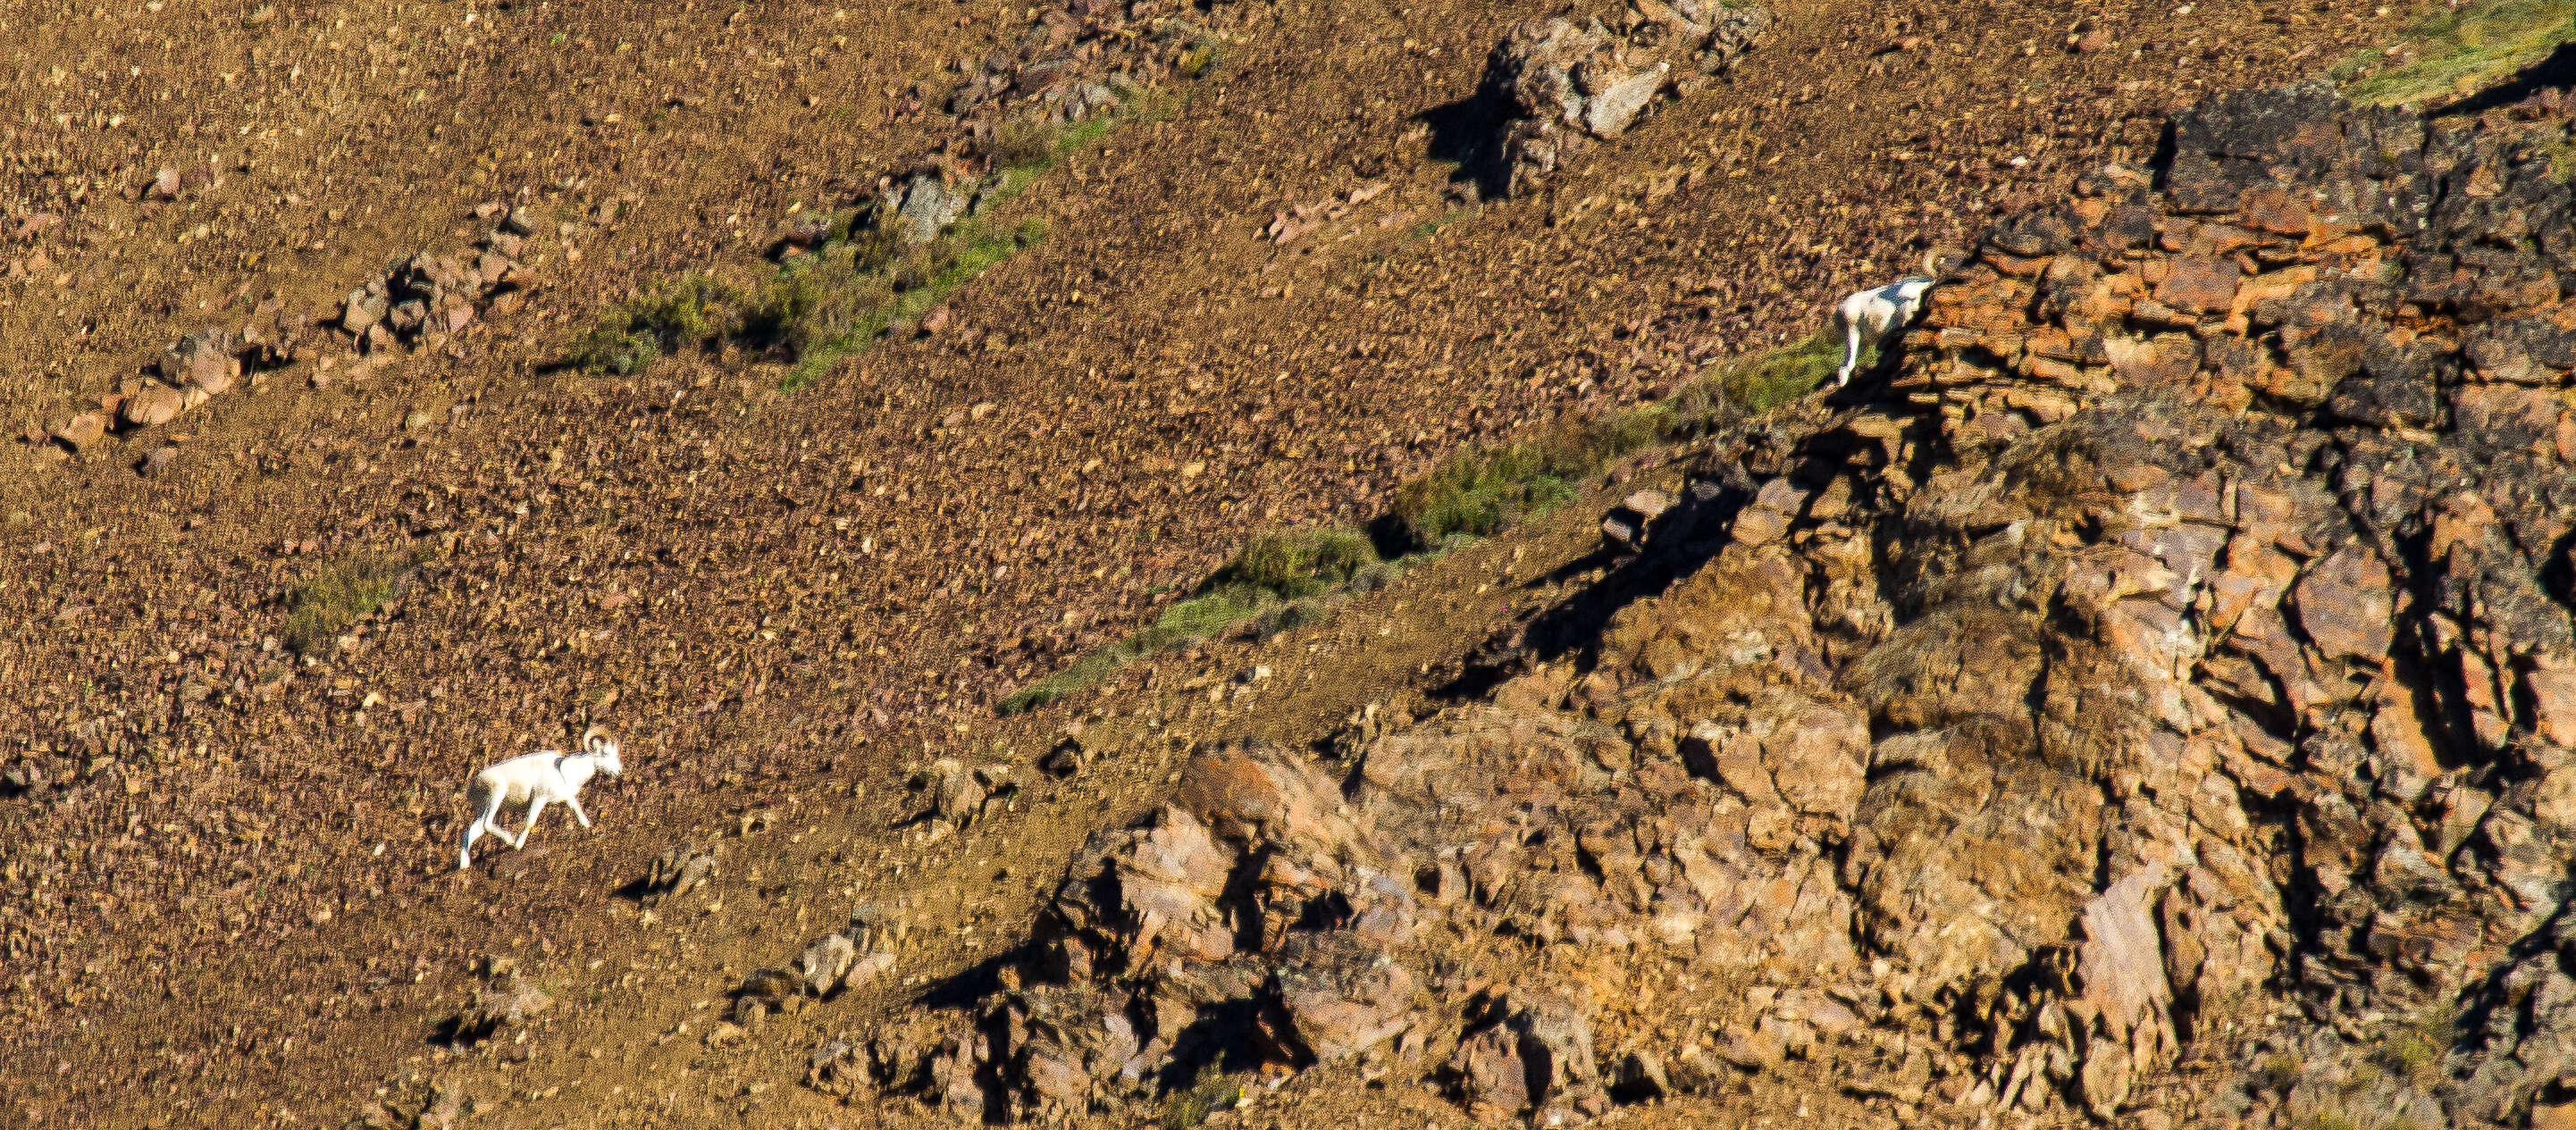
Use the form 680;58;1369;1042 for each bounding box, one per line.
457;725;624;871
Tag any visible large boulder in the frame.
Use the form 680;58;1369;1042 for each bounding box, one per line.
1480;7;1768;197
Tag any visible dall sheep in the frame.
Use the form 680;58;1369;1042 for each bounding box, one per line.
1828;248;1950;388
457;725;624;871
1829;277;1934;388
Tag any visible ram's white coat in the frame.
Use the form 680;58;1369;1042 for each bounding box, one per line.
1829;277;1934;388
457;726;624;870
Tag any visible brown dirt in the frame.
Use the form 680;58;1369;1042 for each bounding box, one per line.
0;0;2428;1126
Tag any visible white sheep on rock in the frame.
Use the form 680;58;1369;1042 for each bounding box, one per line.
1828;247;1951;388
457;725;624;871
1829;276;1934;388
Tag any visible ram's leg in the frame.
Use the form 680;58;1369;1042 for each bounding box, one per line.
568;795;592;829
516;797;550;849
1835;314;1862;387
459;790;503;869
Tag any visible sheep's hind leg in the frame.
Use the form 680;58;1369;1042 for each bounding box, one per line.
514;797;550;850
458;789;504;869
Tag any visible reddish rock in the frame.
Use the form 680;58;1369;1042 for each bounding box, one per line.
1259;933;1418;1063
2529;663;2576;749
2291;548;2394;665
2152;255;2241;314
54;412;107;450
121;386;185;429
2104;333;2200;386
161;331;239;394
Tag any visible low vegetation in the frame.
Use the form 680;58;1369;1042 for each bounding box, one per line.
2335;0;2576;106
565;102;1163;388
1212;529;1381;598
1157;1067;1241;1130
772;216;1049;392
1393;329;1838;548
1696;329;1843;413
1391;414;1646;548
998;530;1392;715
281;551;415;657
2370;1005;2457;1090
566;273;736;376
998;331;1846;714
1175;38;1223;81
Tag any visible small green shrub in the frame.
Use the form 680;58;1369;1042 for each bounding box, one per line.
1055;109;1123;151
566;323;660;376
2530;126;2576;183
571;88;1142;385
1247;598;1332;641
1390;405;1670;548
1142;586;1274;648
1217;529;1380;599
743;245;899;358
2372;1005;2456;1090
2255;1053;2302;1094
567;273;734;374
282;551;415;656
997;646;1129;715
889;242;957;293
990;119;1061;172
1347;560;1405;593
1159;1067;1239;1130
1708;330;1845;414
1177;40;1223;80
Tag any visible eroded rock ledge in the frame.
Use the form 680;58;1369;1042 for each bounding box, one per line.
803;81;2576;1128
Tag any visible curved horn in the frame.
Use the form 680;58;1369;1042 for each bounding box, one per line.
582;724;610;752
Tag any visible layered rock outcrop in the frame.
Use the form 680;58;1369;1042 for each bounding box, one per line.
811;82;2576;1127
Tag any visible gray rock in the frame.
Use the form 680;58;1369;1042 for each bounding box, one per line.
341;286;390;335
798;933;858;997
1582;64;1668;138
892;172;966;247
641;843;717;903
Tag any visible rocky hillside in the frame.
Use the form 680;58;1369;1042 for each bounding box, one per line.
789;81;2576;1130
0;1;2504;1128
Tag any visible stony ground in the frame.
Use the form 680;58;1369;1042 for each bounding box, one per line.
0;1;2448;1128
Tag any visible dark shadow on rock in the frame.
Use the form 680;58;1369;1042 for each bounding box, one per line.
914;945;1033;1011
2148;118;2182;183
2541;525;2574;611
1150;998;1271;1096
1432;473;1758;703
427;1015;466;1049
1418;88;1515;201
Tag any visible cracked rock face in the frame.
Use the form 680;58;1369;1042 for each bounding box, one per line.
818;81;2576;1128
